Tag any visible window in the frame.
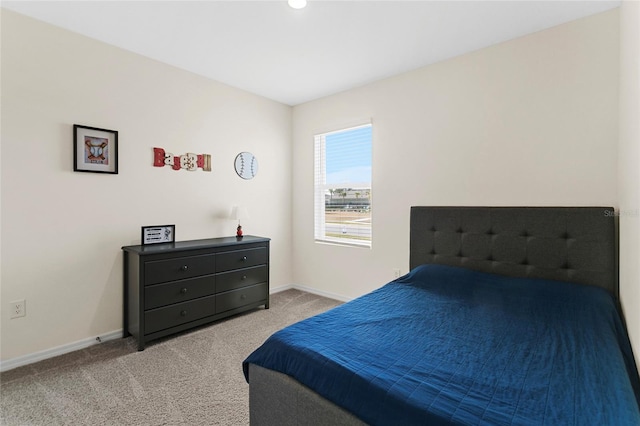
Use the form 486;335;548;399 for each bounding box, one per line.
314;123;372;247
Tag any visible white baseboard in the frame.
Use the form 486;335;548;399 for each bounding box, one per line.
0;330;123;373
0;285;352;372
288;283;353;302
270;284;294;293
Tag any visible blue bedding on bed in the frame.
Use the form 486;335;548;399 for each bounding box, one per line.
243;264;640;425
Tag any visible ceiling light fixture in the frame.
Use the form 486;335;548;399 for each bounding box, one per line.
288;0;307;10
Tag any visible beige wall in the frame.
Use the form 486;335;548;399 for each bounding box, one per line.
2;6;635;367
619;0;640;368
292;11;620;300
0;10;293;362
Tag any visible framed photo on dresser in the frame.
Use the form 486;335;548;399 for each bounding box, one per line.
141;225;175;245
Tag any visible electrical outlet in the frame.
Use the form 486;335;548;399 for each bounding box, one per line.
393;269;401;279
10;299;26;319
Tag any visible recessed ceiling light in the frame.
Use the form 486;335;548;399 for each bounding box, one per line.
288;0;307;10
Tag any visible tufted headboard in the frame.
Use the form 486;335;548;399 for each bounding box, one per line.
410;207;617;298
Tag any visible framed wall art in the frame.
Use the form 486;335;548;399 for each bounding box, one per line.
73;124;118;174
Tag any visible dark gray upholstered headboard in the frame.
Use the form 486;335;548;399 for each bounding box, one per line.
410;207;617;297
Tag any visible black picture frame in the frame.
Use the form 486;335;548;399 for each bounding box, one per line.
141;225;175;245
73;124;118;174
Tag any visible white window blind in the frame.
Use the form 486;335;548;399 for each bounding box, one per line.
314;123;372;247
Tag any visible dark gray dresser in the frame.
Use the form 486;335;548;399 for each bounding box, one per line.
122;235;270;350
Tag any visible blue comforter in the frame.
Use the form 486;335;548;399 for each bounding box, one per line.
243;264;640;425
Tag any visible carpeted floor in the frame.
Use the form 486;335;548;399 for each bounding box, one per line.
0;289;342;426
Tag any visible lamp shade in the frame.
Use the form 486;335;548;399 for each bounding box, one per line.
230;206;249;223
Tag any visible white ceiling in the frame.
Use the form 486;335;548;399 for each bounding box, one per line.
2;1;621;106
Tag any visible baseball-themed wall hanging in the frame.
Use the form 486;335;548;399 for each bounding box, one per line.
234;152;258;179
74;124;118;174
153;147;211;171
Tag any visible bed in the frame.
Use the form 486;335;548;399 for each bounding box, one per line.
243;207;640;425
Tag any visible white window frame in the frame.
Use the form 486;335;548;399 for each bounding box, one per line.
314;123;372;248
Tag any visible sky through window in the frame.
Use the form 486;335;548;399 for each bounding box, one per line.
325;125;372;186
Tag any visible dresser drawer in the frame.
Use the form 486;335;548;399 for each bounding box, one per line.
216;247;267;272
216;265;267;293
145;295;216;334
145;253;215;285
144;275;215;310
216;283;268;313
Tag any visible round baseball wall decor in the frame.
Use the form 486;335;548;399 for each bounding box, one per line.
234;152;258;180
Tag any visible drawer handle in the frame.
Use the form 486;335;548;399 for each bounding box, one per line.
241;275;247;280
180;310;187;317
240;294;246;300
180;288;188;294
242;256;247;261
180;265;188;271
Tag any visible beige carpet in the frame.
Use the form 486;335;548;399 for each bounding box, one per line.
0;289;342;426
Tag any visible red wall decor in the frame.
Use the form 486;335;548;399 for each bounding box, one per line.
153;147;211;171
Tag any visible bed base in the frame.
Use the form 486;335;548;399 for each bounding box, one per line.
249;364;364;426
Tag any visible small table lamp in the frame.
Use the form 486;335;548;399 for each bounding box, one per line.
230;206;249;238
